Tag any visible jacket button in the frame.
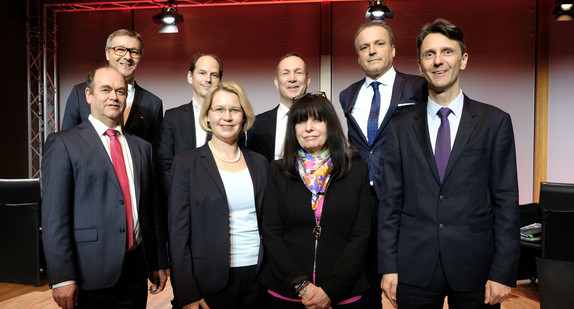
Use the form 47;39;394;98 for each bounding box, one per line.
119;200;124;205
439;224;445;229
120;228;125;233
439;195;445;200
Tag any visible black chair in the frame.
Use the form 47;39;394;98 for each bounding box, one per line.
536;182;574;308
537;258;574;309
541;208;574;261
0;178;43;286
539;182;574;212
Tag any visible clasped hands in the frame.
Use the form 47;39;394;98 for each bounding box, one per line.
301;283;332;309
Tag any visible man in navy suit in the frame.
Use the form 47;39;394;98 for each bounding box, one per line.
339;22;427;308
379;19;519;309
42;67;167;309
157;53;223;189
61;29;163;151
245;52;311;162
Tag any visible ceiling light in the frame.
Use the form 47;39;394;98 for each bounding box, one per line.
554;0;574;21
365;0;393;24
153;0;184;33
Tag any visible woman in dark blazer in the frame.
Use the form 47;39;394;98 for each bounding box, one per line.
169;81;268;309
259;92;371;309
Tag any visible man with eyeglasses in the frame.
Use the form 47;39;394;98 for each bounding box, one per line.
245;52;311;162
61;29;163;152
338;22;427;309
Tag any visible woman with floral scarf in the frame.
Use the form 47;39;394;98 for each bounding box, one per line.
259;92;371;309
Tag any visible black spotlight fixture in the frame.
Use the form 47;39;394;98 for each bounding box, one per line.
365;0;393;24
554;0;574;21
153;0;184;33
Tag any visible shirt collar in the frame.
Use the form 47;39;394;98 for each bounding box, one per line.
427;90;464;120
192;99;202;114
88;114;123;136
364;67;396;87
277;103;290;118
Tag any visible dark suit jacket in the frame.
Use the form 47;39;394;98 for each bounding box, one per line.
157;101;197;190
378;95;520;291
168;144;268;307
339;71;427;200
61;81;163;149
41;122;162;290
245;106;280;162
259;158;371;303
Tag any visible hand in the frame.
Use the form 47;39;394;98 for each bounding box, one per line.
149;269;168;294
52;283;78;309
183;298;210;309
484;280;511;305
301;283;331;309
381;273;398;308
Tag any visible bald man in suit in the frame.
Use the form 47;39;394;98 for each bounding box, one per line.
42;67;167;309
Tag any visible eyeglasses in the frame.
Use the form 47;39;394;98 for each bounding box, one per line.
209;107;243;115
292;91;326;103
109;46;142;58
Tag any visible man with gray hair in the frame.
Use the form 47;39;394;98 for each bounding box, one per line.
339;22;427;309
62;29;163;151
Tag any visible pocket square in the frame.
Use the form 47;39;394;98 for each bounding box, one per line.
398;102;416;107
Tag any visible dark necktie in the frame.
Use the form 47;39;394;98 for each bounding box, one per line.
435;108;452;183
105;129;135;251
367;81;381;145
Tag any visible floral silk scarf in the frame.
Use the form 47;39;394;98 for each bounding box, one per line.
296;148;332;223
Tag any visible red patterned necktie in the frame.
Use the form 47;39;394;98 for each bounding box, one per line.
105;129;134;251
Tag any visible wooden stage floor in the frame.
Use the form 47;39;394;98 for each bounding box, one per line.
0;275;539;309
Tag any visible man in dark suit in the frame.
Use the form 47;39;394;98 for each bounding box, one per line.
41;67;167;309
61;29;163;150
156;53;223;309
245;52;310;162
339;22;427;308
157;53;223;189
379;19;519;309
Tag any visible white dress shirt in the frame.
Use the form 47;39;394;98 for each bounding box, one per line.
193;99;208;148
274;103;290;160
351;67;396;139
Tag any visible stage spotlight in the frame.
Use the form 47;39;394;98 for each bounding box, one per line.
554;0;574;21
365;0;393;24
153;0;184;33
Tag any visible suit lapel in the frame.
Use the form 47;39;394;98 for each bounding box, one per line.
125;134;142;207
125;82;143;129
183;102;197;147
374;73;406;142
443;96;477;183
344;80;370;146
411;105;441;183
77;122;122;189
265;106;279;151
199;144;227;196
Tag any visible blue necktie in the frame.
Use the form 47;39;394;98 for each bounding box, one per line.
435;108;452;183
367;81;381;145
